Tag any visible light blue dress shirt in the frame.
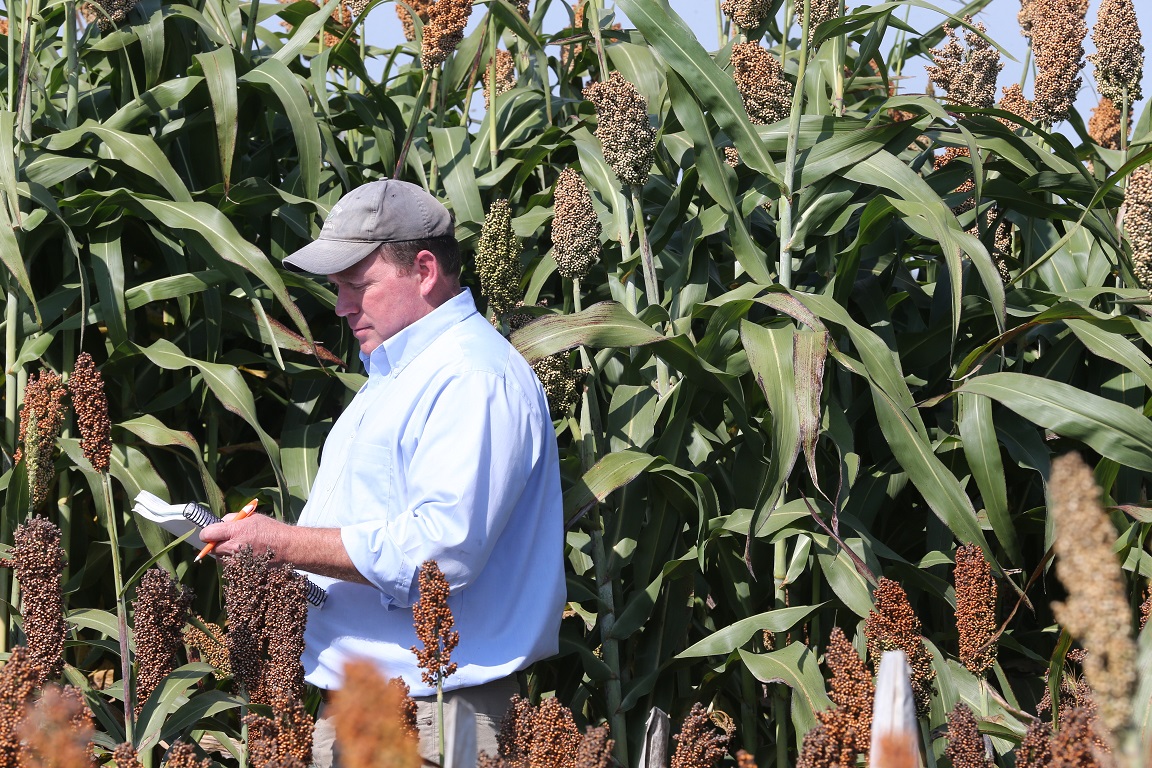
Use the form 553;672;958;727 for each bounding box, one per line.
296;289;566;696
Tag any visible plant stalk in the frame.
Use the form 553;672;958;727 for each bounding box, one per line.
437;677;445;768
773;540;789;766
393;71;434;178
488;14;499;166
591;523;628;764
102;472;133;742
778;0;813;290
586;0;610;82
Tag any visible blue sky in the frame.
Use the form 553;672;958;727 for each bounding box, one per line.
364;1;1152;135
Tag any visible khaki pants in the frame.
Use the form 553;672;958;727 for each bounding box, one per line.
311;676;519;768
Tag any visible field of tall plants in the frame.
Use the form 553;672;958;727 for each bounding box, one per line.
1;0;1151;763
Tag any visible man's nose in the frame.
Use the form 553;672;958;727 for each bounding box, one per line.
334;290;356;317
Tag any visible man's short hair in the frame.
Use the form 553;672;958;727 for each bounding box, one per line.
376;237;461;277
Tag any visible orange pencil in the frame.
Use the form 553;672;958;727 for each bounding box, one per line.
195;499;258;563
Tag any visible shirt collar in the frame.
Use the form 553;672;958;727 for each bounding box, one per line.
360;288;478;377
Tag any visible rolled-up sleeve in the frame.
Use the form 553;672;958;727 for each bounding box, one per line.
340;369;538;608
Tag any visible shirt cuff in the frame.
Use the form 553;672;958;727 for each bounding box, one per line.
340;523;415;608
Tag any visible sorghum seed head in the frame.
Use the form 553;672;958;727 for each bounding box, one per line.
927;19;1002;109
552;168;601;281
516;0;528;19
0;19;7;35
532;353;587;419
864;578;936;719
163;740;212;768
396;0;432;41
17;684;95;767
1088;96;1126;150
243;685;313;768
17;369;67;510
1141;585;1152;631
529;697;582;768
183;620;230;679
411;559;460;687
421;0;471;70
497;695;536;762
13;517;67;685
825;627;873;754
954;543;998;678
945;703;991;768
720;0;770;31
997;83;1038;129
1048;453;1138;740
113;742;144;768
1029;0;1087;124
1051;707;1109;767
69;352;112;474
731;42;793;126
132;568;192;714
795;709;857;768
1125;163;1152;291
330;660;420;768
476;199;524;318
574;725;614;768
798;0;839;44
0;647;39;765
735;750;757;768
483;50;517;109
88;0;137;31
1088;0;1143;103
670;703;732;768
584;72;657;188
1015;721;1053;768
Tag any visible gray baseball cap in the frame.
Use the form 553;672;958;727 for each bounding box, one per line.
282;179;455;274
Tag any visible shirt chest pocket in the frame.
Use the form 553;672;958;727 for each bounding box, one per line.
340;442;393;520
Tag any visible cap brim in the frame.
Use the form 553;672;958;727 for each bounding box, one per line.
282;239;380;275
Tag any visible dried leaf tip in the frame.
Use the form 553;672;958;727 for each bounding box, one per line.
1047;452;1137;741
927;19;1002;109
731;43;793;127
412;559;460;687
331;659;420;768
864;578;936;719
421;0;471;69
69;352;112;474
954;543;997;678
1088;0;1143;104
477;199;523;318
584;72;657;188
553;168;601;281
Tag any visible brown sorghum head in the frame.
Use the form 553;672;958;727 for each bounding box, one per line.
484;49;517;109
552;168;601;281
584;72;657;188
183;620;231;679
1088;96;1125;150
88;0;137;31
113;742;144;768
0;647;40;765
261;564;309;704
1051;707;1108;767
1048;452;1137;740
997;83;1038;128
17;369;67;510
162;740;211;768
397;0;432;40
1028;0;1087;123
574;724;614;768
69;352;112;474
13;517;67;685
132;568;192;714
795;709;857;768
1125;163;1152;290
421;0;471;70
1141;585;1152;631
476;199;524;318
670;703;732;768
243;685;313;768
497;694;536;762
1015;721;1053;768
735;750;757;768
329;659;420;768
411;559;460;687
944;703;991;768
17;684;95;767
864;578;936;719
825;627;873;754
0;18;8;35
927;19;1002;109
731;42;793;126
222;546;272;697
529;697;581;768
720;0;769;31
934;146;976;218
800;0;839;44
954;543;998;678
1088;0;1143;104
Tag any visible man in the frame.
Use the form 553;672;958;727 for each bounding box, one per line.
200;179;566;765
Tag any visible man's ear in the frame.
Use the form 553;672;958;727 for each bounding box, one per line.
413;249;439;294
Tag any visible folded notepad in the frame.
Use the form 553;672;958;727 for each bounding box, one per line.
132;491;327;607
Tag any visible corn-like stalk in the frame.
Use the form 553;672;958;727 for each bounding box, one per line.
778;0;812;290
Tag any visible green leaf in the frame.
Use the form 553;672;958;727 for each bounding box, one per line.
119;414;225;513
135;663;216;750
66;608;122;641
563;449;661;520
958;373;1152;472
195;48;239;190
741;322;799;513
739;643;832;735
958;393;1019;565
431;127;484;235
85;127;193;202
240;59;321;200
510;303;664;362
678;605;822;658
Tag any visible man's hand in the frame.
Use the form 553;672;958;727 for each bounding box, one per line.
199;515;371;585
